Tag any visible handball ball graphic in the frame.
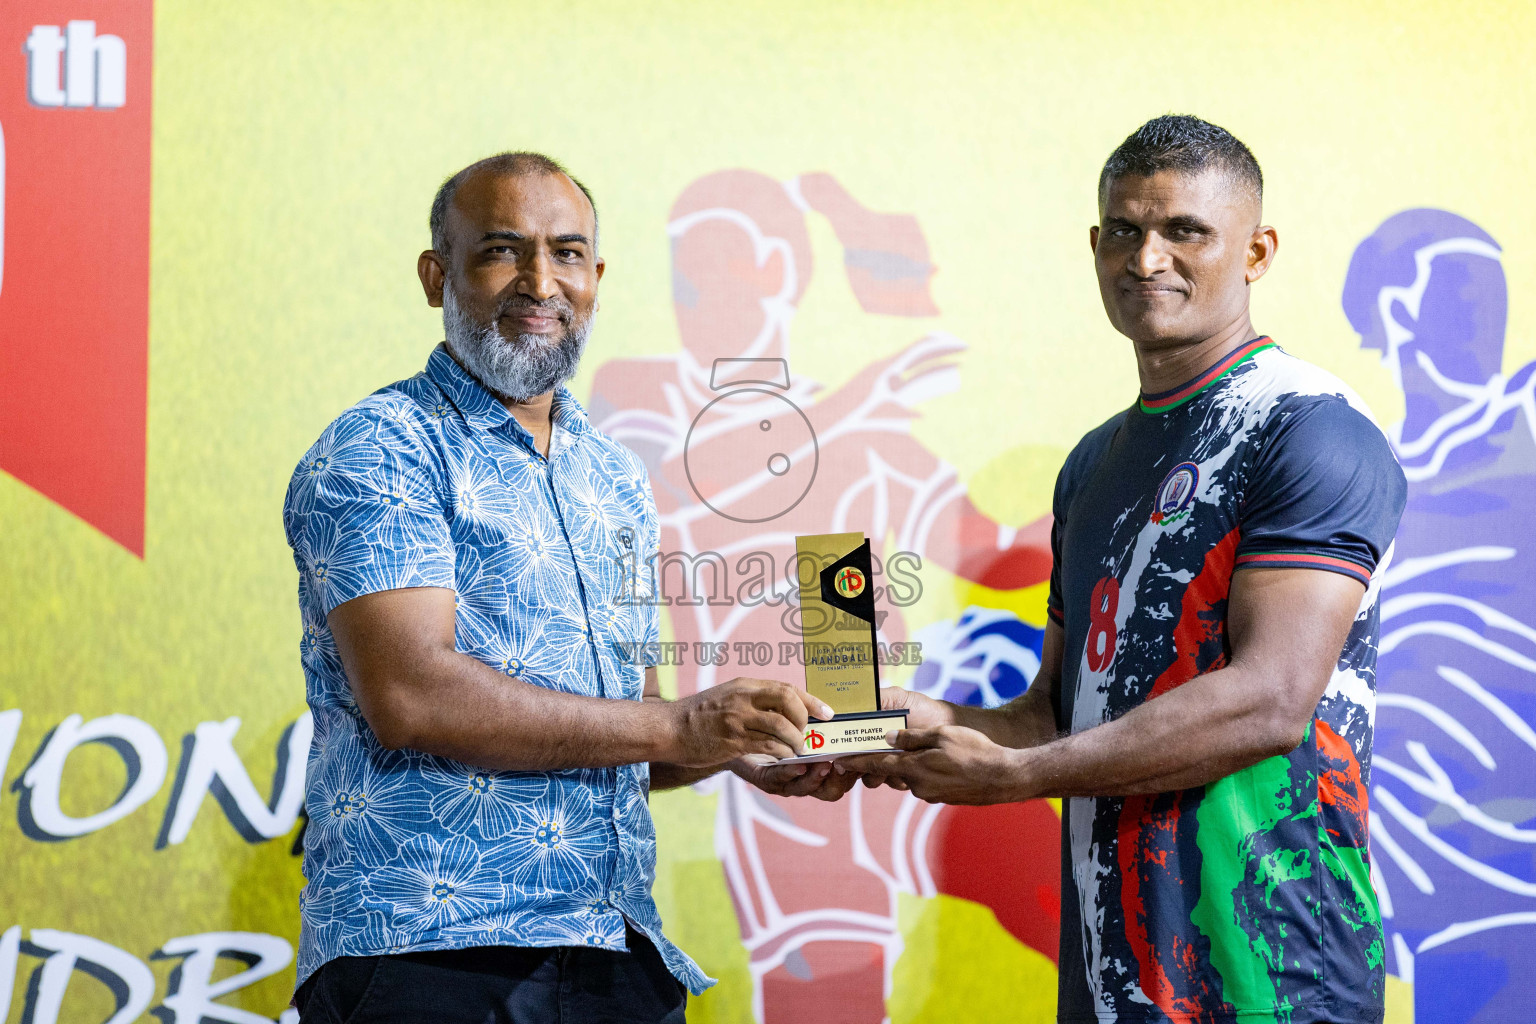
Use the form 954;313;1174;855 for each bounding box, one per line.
684;358;819;523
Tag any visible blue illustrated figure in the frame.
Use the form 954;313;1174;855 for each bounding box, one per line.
1343;209;1536;1024
908;606;1044;710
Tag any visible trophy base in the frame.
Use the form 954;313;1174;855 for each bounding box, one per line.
785;708;910;762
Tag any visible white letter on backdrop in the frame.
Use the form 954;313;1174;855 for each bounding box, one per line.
19;714;167;839
24;26;67;107
24;929;154;1024
0;710;21;812
156;931;294;1024
64;21;127;109
163;713;312;845
0;925;19;1021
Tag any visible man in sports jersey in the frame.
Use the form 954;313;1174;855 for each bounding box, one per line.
844;116;1407;1023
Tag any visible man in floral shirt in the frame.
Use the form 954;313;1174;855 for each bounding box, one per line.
283;152;833;1023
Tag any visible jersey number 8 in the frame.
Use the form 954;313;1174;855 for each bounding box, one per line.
1086;576;1120;673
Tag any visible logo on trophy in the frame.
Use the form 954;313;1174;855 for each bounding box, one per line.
833;565;866;599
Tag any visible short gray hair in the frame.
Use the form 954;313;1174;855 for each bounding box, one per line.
429;151;599;257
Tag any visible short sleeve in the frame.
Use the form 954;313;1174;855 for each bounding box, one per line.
1047;414;1120;627
1235;397;1407;586
1047;456;1073;627
283;404;456;615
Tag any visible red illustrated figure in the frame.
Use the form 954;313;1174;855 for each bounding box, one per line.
0;1;153;555
590;170;1061;1022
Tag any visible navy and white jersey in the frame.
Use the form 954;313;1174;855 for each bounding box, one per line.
1047;339;1407;1023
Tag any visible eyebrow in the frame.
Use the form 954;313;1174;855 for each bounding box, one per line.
1102;214;1217;232
478;230;592;246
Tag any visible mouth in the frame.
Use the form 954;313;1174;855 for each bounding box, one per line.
1121;282;1185;300
498;308;567;334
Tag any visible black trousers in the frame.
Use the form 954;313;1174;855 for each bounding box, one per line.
296;926;688;1024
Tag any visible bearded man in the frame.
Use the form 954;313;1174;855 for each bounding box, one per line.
282;152;831;1024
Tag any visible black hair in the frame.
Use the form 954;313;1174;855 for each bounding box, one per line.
1098;115;1262;209
429;151;598;256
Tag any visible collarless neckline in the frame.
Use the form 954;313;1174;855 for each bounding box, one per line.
1138;336;1275;415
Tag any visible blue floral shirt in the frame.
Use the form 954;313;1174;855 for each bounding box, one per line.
282;345;710;994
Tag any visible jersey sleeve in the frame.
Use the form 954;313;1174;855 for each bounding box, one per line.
1048;523;1065;626
283;403;456;615
1235;396;1407;586
1047;413;1122;626
1047;445;1077;627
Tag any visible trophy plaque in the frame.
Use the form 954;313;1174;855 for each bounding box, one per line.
786;532;909;762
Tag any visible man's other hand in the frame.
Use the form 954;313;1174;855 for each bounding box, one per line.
732;754;862;801
833;686;958;791
667;678;833;766
879;686;954;730
841;725;1024;805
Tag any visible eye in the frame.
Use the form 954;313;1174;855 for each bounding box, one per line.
557;248;583;261
1112;226;1138;238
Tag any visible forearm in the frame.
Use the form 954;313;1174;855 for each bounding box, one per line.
367;648;678;772
933;618;1063;749
642;692;729;790
1003;663;1301;799
949;685;1060;749
647;762;729;790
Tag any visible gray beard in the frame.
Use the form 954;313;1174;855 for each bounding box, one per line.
442;282;591;403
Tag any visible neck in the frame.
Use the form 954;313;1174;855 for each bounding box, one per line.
1134;315;1257;395
1397;349;1499;445
443;342;558;456
502;391;556;456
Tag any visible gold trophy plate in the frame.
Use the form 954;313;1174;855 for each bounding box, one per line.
786;532;908;762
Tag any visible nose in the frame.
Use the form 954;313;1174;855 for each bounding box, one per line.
515;250;558;303
1129;233;1172;278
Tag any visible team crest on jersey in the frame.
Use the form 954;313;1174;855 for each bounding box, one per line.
1150;462;1199;525
834;566;867;598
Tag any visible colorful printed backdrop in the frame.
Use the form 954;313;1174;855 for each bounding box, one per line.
2;2;1534;1021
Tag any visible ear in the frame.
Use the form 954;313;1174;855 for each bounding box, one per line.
1388;297;1416;333
418;250;446;308
1089;224;1100;254
1246;226;1279;284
